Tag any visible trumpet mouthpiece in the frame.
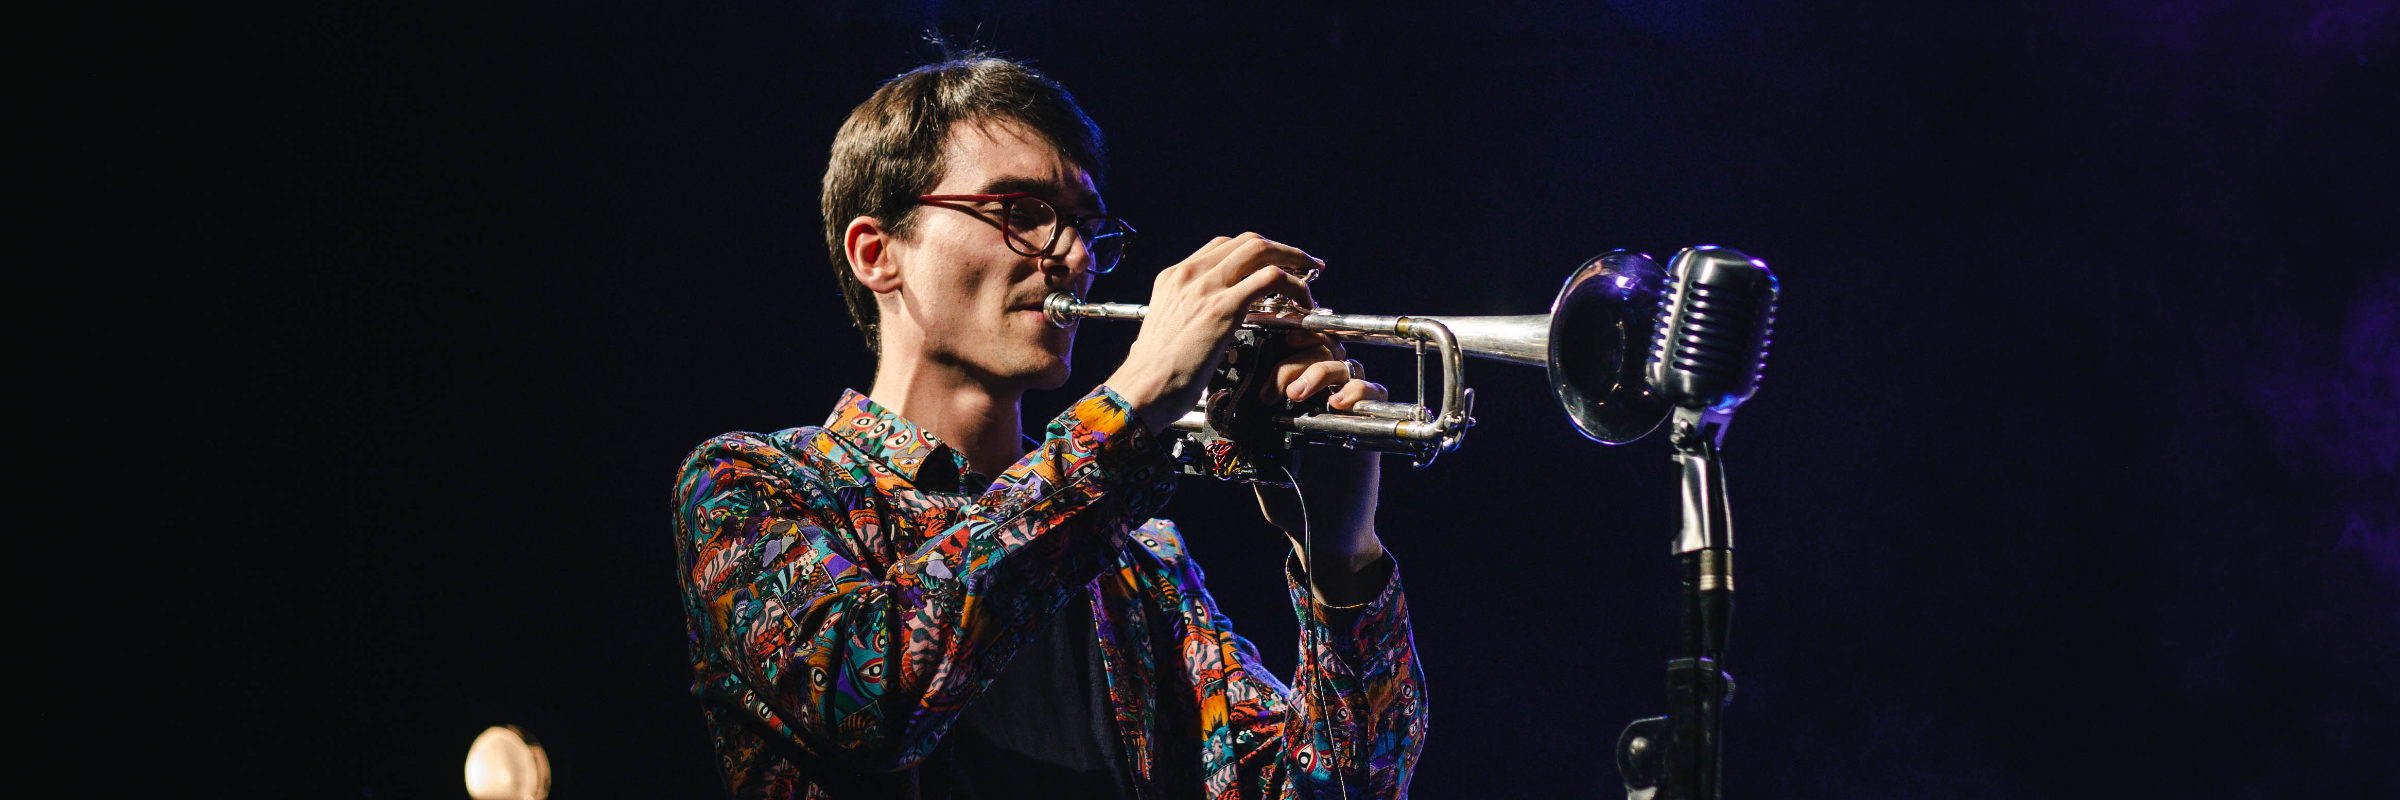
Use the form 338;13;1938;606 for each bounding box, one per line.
1044;292;1081;328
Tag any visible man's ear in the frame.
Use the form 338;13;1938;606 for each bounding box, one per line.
844;215;903;294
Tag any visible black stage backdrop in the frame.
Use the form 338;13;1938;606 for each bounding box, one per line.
97;1;2396;797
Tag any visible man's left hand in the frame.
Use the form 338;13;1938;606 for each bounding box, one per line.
1253;330;1390;610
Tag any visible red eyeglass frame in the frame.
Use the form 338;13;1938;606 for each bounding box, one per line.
916;193;1136;271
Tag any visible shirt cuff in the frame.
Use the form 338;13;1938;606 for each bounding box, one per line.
1019;385;1176;525
1056;385;1168;474
1285;551;1409;660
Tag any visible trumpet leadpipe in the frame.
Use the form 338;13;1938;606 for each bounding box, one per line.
1045;294;1146;324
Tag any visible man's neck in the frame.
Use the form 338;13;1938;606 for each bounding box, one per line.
866;356;1027;479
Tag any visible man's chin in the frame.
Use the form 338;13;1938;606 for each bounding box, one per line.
979;347;1071;392
1028;356;1072;391
1029;329;1074;390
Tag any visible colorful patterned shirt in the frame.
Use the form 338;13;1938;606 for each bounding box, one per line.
673;387;1428;799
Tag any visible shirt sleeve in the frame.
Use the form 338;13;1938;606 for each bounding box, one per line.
1149;527;1427;799
673;386;1176;773
1264;552;1427;797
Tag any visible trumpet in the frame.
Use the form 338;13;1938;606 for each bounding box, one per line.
1045;251;1679;484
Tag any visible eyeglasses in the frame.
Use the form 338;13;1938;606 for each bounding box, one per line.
916;193;1137;273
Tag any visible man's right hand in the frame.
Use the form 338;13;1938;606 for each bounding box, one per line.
1102;233;1323;435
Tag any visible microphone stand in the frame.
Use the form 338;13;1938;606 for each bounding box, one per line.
1617;404;1737;800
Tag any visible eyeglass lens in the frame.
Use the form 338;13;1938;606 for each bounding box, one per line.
1000;196;1126;273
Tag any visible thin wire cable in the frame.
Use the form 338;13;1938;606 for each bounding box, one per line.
1280;463;1353;798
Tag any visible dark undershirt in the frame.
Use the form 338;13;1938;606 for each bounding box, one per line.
924;588;1136;800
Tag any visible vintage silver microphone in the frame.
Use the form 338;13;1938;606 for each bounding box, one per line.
1651;247;1778;417
1653;246;1779;556
1619;246;1778;800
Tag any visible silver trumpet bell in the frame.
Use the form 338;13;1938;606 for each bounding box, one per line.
1385;249;1672;445
1043;250;1673;473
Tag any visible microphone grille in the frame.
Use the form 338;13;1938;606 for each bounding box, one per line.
1648;247;1778;411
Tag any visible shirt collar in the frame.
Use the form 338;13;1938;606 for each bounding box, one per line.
825;389;979;490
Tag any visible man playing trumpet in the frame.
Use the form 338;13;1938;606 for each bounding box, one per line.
672;54;1427;798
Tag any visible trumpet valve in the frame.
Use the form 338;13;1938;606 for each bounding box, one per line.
1246;294;1322;317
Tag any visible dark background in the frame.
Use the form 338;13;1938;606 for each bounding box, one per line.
97;0;2397;796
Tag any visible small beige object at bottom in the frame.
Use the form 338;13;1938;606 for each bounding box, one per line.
464;725;550;800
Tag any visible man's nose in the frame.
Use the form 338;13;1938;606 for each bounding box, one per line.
1043;233;1091;283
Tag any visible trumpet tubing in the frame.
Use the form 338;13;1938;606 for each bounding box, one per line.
1047;293;1470;450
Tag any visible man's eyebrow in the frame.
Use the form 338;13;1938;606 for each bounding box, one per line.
978;176;1101;211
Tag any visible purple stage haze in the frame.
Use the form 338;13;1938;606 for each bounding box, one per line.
82;0;2398;797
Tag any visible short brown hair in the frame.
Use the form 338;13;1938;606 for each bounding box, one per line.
820;55;1107;356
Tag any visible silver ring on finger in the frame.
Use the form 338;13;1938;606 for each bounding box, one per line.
1344;359;1364;380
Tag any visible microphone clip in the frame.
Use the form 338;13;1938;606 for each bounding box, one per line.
1667;404;1735;457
